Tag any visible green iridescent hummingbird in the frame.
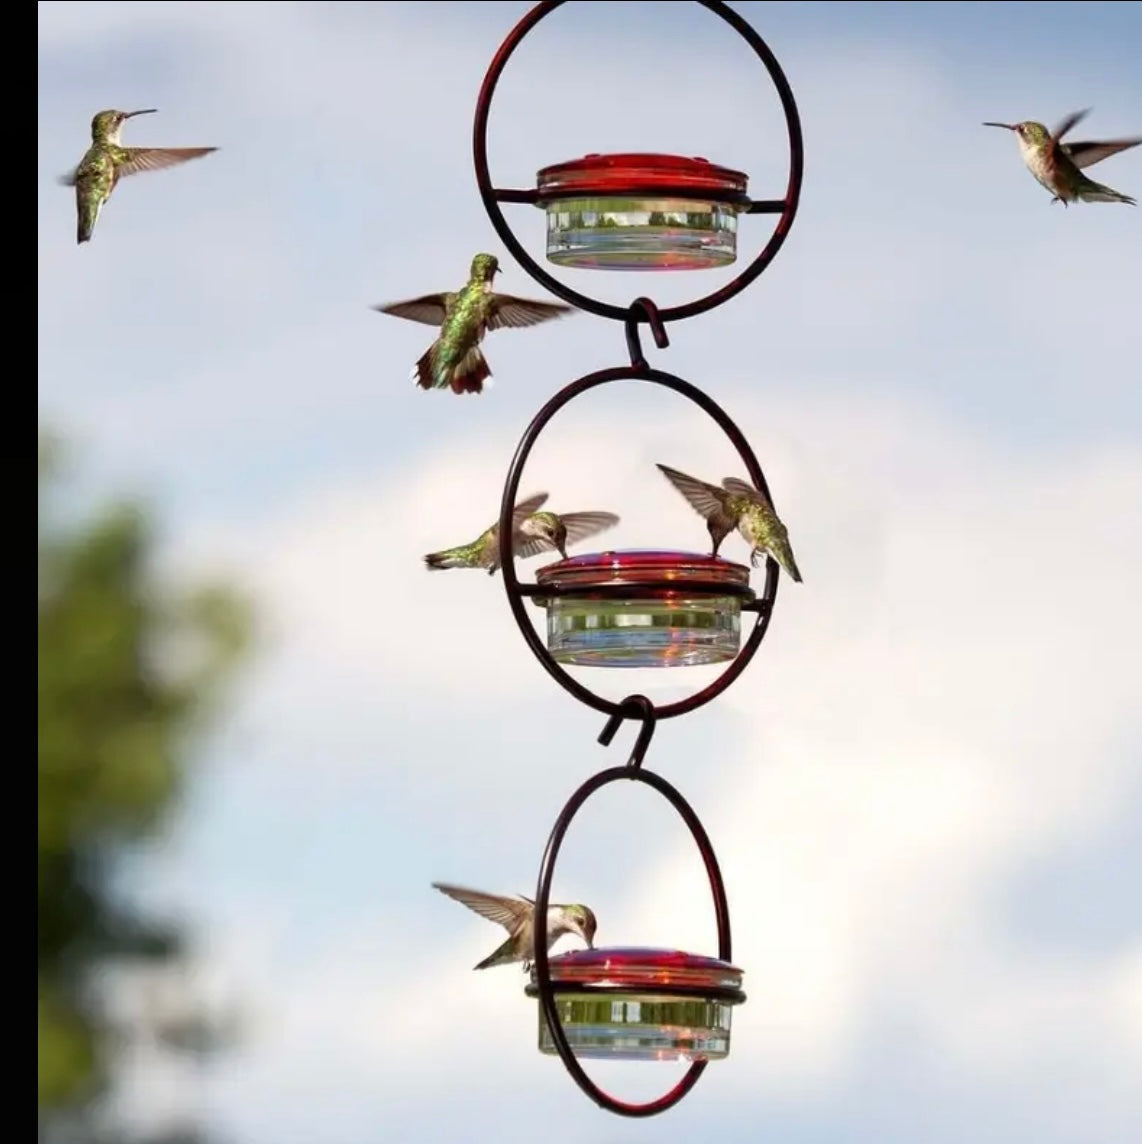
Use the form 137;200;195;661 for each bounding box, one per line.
59;109;218;244
423;492;619;574
983;109;1140;206
374;253;575;395
432;883;597;972
657;462;803;582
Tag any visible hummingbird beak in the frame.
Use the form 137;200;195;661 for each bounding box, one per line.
982;122;1016;131
125;108;158;119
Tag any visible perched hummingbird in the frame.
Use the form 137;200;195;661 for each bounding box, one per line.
657;462;803;582
983;109;1140;206
374;253;575;395
432;882;597;972
59;109;218;244
424;492;619;574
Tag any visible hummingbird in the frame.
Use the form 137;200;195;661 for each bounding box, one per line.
657;462;803;582
59;109;218;244
424;492;619;574
374;253;575;395
983;109;1140;206
432;882;597;972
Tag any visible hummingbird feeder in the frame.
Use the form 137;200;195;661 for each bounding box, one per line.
532;549;756;667
535;154;751;270
526;948;746;1060
463;0;803;1119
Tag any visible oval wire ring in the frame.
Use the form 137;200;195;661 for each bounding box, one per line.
533;763;733;1117
472;0;804;324
496;367;781;720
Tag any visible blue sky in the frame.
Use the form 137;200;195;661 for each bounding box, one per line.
38;3;1141;1143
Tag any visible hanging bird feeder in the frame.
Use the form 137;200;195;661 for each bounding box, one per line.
526;948;746;1060
460;0;804;1119
532;549;756;667
535;153;751;270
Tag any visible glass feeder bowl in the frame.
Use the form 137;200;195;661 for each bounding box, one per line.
531;549;755;668
535;153;751;271
526;947;746;1062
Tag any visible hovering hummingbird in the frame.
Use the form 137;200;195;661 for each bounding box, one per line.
657;462;803;582
424;492;619;574
983;109;1140;206
432;882;597;972
59;109;218;244
374;253;575;395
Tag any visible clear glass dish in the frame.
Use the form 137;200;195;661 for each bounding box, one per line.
533;549;753;668
526;947;746;1062
535;153;750;270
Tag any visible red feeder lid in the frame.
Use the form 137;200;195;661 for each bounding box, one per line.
537;947;745;996
535;153;750;204
535;548;751;589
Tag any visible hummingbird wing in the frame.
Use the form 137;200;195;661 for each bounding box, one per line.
722;476;773;507
510;493;550;524
514;511;620;560
492;493;551;538
116;147;218;178
1062;137;1142;170
373;294;454;326
57;169;79;187
432;883;531;933
1050;109;1090;142
561;511;621;546
485;295;575;330
657;463;731;519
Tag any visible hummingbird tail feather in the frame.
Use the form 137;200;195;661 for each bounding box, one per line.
424;550;464;570
449;347;491;396
76;196;99;244
1078;179;1135;205
412;342;491;395
474;936;518;970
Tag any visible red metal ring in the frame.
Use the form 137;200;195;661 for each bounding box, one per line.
531;760;734;1116
496;366;782;720
472;0;804;324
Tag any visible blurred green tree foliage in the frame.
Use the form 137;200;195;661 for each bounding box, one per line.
38;430;252;1134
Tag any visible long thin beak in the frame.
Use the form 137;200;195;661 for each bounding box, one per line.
982;122;1015;131
125;108;158;119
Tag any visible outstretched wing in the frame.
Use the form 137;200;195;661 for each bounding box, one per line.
657;463;729;519
57;169;79;187
374;293;452;326
721;476;771;506
1063;137;1142;170
509;492;550;528
1051;109;1090;142
432;883;531;933
561;511;620;548
514;510;620;560
117;146;218;178
486;295;575;330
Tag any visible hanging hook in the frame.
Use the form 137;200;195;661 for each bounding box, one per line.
624;297;671;370
597;694;658;771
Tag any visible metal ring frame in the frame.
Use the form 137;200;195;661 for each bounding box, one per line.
471;0;803;1118
472;0;804;325
531;694;734;1118
496;366;781;721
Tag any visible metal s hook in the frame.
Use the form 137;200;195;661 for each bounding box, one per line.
597;694;658;770
624;298;671;370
